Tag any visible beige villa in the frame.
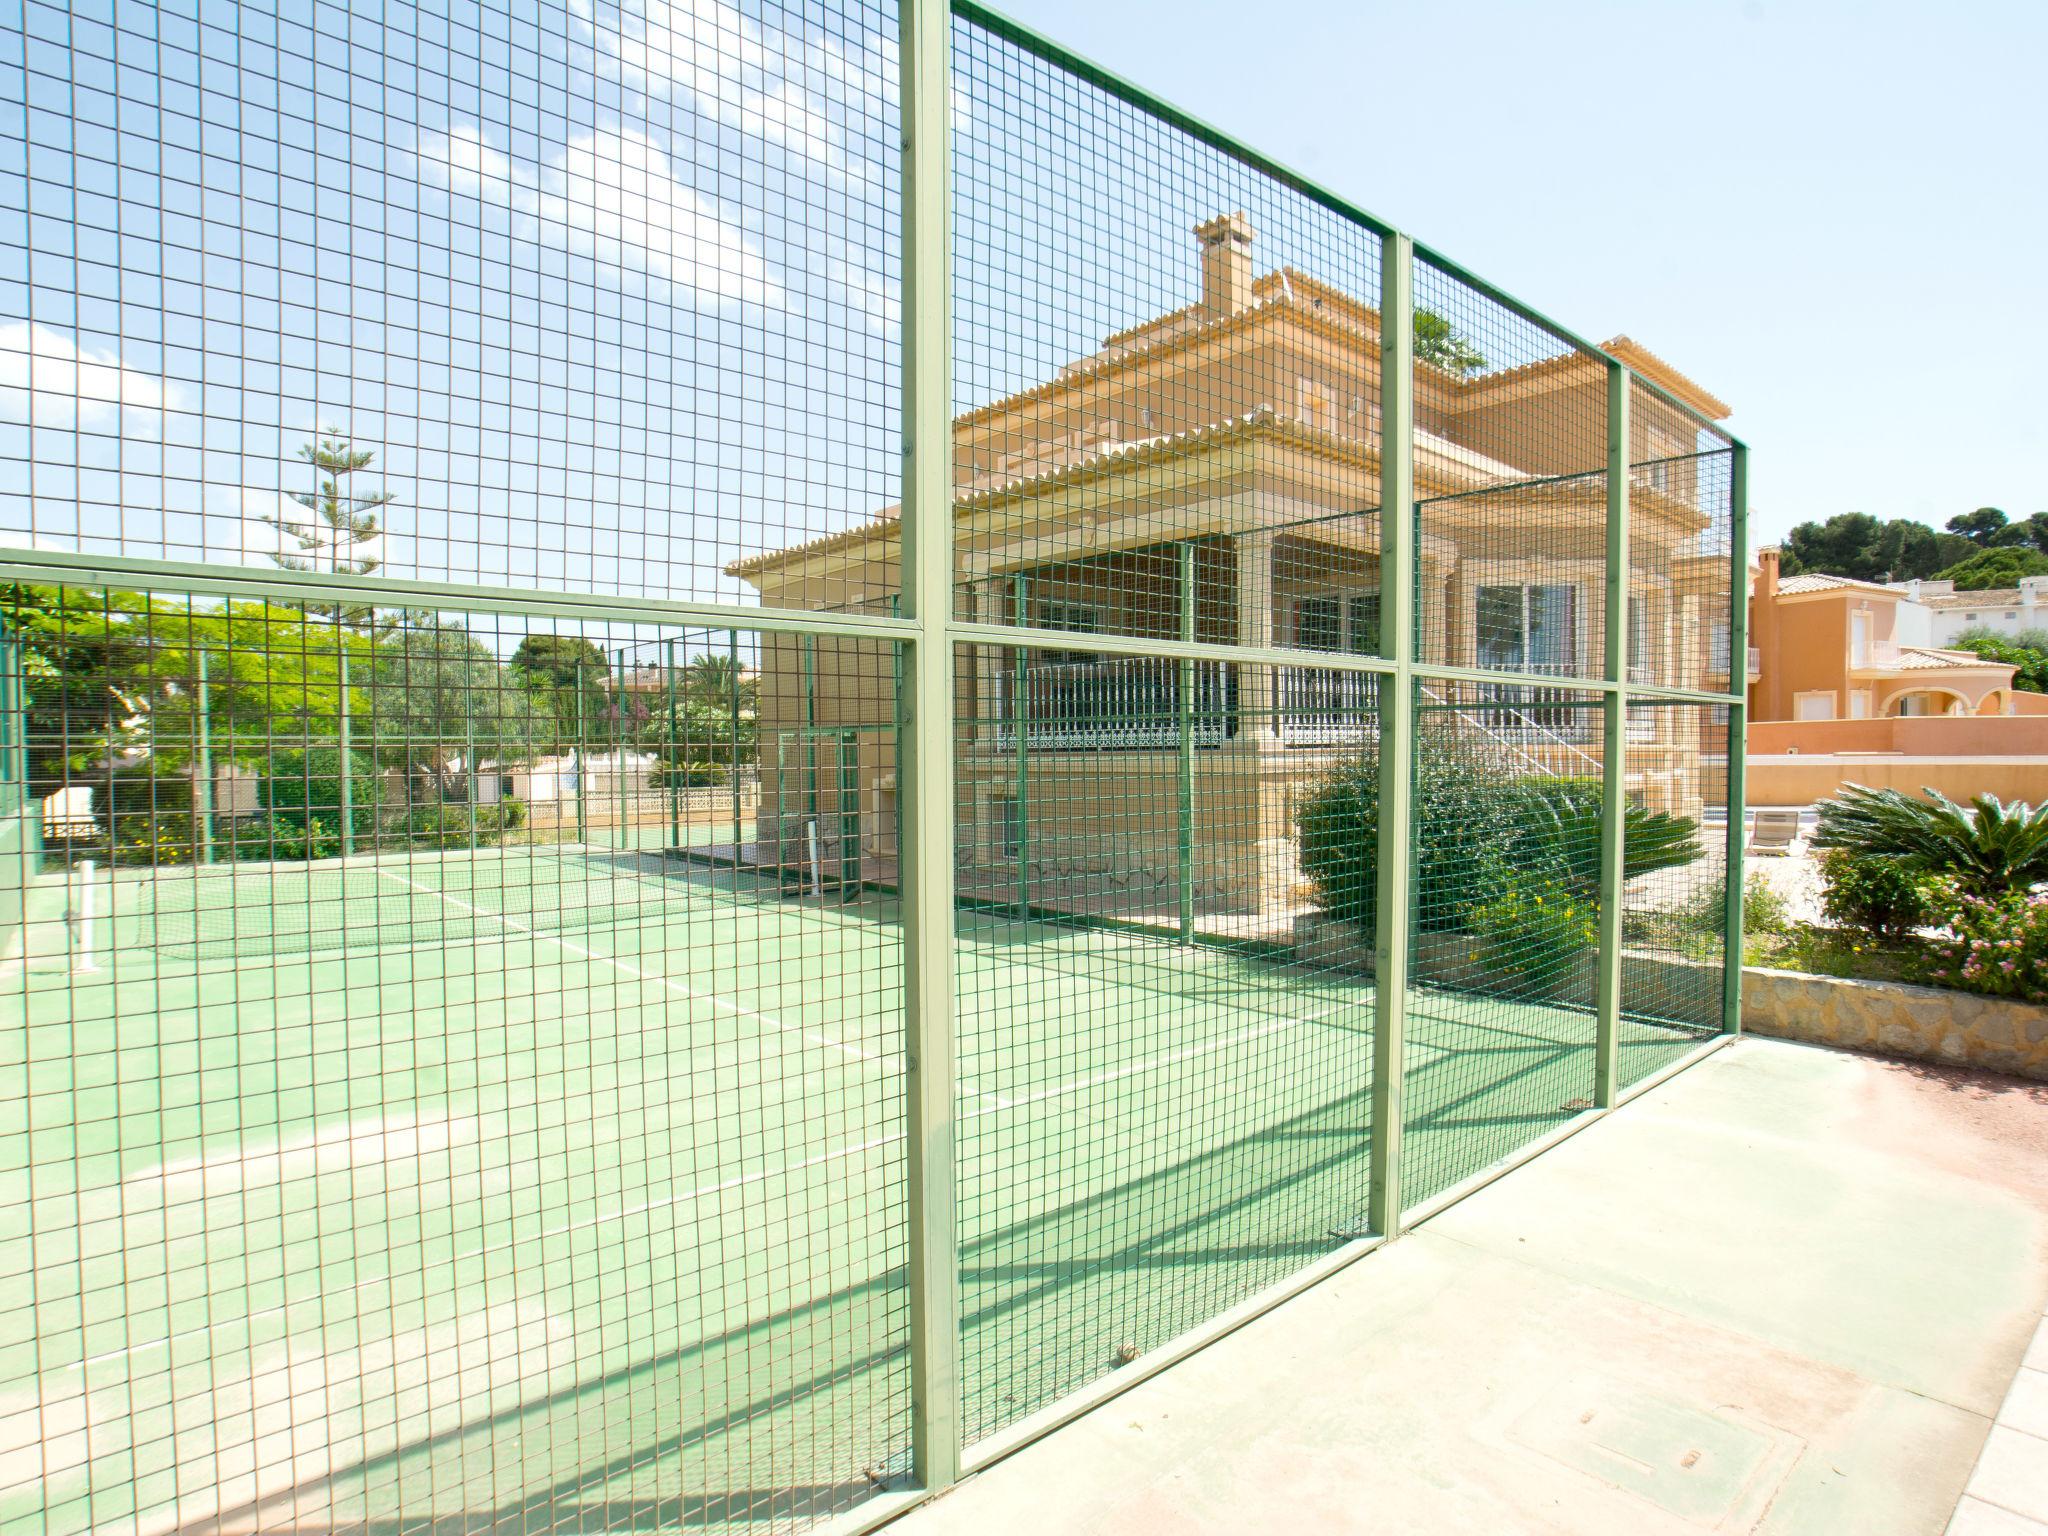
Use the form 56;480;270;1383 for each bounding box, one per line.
728;215;1736;916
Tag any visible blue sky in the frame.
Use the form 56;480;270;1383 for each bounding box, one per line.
996;0;2048;547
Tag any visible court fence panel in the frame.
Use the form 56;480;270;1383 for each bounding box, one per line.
0;0;1746;1531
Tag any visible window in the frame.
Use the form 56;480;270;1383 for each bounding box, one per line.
1293;594;1342;653
1292;592;1390;655
1477;584;1576;673
1794;691;1836;721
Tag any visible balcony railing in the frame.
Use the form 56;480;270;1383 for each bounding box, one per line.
994;657;1233;750
1278;666;1379;745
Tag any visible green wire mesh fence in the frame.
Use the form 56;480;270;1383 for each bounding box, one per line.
0;0;1744;1531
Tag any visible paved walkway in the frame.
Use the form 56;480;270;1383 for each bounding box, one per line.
1948;1298;2048;1533
894;1038;2048;1536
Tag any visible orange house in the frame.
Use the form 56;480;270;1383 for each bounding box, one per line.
1745;548;2048;805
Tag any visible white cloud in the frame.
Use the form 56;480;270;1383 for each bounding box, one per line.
569;0;893;183
0;321;190;433
420;124;783;310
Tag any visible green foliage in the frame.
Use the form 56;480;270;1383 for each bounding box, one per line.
227;815;339;863
1296;723;1525;935
1935;546;2048;590
1947;633;2048;694
1813;784;2048;899
397;803;523;850
1503;783;1703;904
1414;308;1486;379
510;633;611;742
262;746;377;839
91;765;198;865
1472;879;1598;991
1738;870;1792;936
654;760;729;788
1296;729;1702;937
1778;512;1974;582
367;620;555;792
1947;506;2009;546
1916;892;2048;1003
1989;512;2048;554
1816;847;1941;937
265;433;393;581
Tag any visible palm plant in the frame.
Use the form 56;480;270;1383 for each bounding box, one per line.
1812;785;2048;899
1508;784;1704;903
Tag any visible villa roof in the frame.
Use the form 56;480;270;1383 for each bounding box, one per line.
722;406;1648;579
1919;587;2025;610
1888;646;2009;672
1775;572;1900;598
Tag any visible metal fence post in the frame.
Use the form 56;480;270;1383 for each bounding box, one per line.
666;639;681;851
195;647;215;865
730;629;743;867
1595;362;1629;1107
337;646;354;858
1178;542;1197;942
574;660;587;846
900;0;961;1492
1011;575;1029;919
1368;231;1415;1238
1723;443;1749;1035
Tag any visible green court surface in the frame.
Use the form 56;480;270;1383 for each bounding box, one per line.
0;849;1709;1535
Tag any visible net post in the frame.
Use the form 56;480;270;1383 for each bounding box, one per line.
195;646;214;866
1177;541;1196;943
1368;230;1415;1240
1011;574;1028;919
1595;361;1629;1108
1723;443;1749;1036
337;646;354;858
900;0;961;1492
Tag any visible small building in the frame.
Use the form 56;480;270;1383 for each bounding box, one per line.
1889;575;2048;646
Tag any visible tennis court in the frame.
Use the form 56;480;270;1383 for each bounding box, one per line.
1;843;1710;1535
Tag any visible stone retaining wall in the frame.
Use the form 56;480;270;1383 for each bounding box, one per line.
1741;967;2048;1082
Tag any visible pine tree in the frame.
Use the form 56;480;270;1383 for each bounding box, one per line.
266;432;393;579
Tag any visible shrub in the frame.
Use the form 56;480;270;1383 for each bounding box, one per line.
1500;783;1703;904
654;760;729;788
1740;870;1794;937
1816;848;1940;937
1813;784;2048;899
1472;879;1599;991
1917;893;2048;1003
263;746;377;839
227;815;339;863
92;766;198;865
1297;723;1526;934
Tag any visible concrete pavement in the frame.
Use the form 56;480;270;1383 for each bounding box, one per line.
892;1038;2048;1536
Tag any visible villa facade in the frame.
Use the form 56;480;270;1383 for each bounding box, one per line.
729;216;1735;915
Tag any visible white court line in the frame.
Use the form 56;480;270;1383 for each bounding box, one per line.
64;979;1354;1374
65;1127;907;1373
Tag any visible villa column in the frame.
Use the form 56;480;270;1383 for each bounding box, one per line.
1236;528;1276;744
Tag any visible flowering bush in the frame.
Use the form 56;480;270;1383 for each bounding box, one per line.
1472;880;1599;992
1916;892;2048;1004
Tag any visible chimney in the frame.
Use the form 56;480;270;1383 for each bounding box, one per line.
1195;212;1254;317
1753;547;1779;720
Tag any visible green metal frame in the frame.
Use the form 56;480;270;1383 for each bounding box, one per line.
1595;363;1629;1108
0;2;1752;1524
1366;231;1415;1241
1724;445;1750;1035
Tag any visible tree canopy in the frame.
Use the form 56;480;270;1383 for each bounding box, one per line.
1778;513;1974;582
1937;546;2048;592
